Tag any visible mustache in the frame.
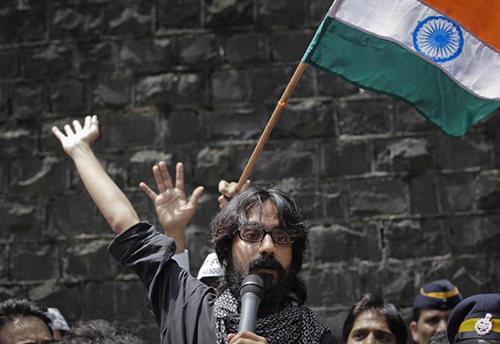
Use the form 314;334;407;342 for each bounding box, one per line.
248;255;285;273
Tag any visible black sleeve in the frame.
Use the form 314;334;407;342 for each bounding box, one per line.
107;222;213;331
321;331;340;344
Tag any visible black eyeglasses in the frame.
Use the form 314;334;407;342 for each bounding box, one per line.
238;226;297;244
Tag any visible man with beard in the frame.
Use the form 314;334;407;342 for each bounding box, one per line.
52;116;335;344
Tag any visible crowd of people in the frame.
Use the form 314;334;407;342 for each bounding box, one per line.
1;116;498;344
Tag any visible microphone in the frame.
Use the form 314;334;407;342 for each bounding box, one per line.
238;274;265;333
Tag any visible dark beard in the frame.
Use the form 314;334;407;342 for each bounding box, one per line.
225;255;295;310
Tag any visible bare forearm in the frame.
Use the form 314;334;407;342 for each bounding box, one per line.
164;226;185;254
71;146;139;235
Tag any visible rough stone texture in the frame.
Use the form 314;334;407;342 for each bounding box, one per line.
1;2;499;343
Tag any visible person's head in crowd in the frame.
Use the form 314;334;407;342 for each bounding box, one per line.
46;307;70;339
429;333;450;344
61;319;145;344
446;293;500;344
211;186;309;312
343;293;407;344
410;280;463;344
196;252;224;288
0;298;53;344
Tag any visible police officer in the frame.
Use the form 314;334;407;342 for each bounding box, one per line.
410;280;463;344
447;293;500;344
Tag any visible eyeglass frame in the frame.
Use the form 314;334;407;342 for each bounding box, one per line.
236;224;298;245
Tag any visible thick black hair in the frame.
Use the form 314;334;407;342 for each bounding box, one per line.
343;293;407;344
0;298;52;335
211;185;309;305
61;319;145;344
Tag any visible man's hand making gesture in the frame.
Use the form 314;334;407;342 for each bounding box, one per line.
140;162;204;254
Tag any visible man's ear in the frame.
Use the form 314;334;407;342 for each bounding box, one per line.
410;321;419;343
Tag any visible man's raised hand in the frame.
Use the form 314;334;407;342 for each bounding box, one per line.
140;162;204;236
217;180;250;209
51;115;99;157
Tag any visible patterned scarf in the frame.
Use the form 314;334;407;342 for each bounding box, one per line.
214;289;329;344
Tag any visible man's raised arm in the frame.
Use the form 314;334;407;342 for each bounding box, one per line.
52;115;139;235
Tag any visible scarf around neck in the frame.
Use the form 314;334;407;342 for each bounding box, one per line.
214;289;330;344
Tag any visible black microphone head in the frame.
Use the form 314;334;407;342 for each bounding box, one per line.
239;274;265;299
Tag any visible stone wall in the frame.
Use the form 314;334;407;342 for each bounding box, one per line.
1;0;499;342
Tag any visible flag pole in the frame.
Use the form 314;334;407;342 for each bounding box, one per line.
236;61;308;190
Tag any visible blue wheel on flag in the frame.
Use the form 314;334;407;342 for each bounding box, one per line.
413;16;463;63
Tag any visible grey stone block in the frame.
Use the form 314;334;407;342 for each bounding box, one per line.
390;138;432;172
118;39;173;73
79;41;116;77
0;9;46;43
385;219;450;259
310;223;381;263
178;34;220;66
107;3;152;37
166;111;200;144
317;72;359;98
101;112;160;150
9;156;67;195
321;140;370;177
409;172;439;215
0;197;42;243
11;83;45;118
435;134;492;170
93;79;131;108
63;240;116;280
438;173;473;212
195;146;231;185
349;178;408;216
275;100;335;139
296;181;345;222
393;101;434;133
136;73;203;106
472;170;500;210
0;126;36;157
28;282;82;322
257;0;304;28
49;80;88;114
11;244;59;281
128;150;172;188
211;69;250;104
50;6;104;39
270;31;311;62
225;33;266;64
24;45;76;79
157;0;200;29
0;50;19;79
337;99;392;135
46;193;107;237
205;0;253;28
450;215;500;255
201;107;267;140
84;281;117;319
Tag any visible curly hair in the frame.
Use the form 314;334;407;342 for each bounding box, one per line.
211;185;309;305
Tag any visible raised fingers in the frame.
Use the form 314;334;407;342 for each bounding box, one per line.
188;186;204;207
139;182;158;201
73;119;83;132
159;161;173;190
51;126;65;141
64;124;75;137
153;165;166;194
175;162;185;193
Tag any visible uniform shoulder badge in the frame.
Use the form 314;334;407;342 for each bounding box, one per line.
475;313;493;336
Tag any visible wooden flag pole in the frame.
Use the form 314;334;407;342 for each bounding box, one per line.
236;61;308;190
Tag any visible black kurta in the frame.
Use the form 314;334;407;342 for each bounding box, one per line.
108;222;337;344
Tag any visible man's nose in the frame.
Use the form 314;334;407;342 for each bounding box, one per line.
365;332;376;344
436;319;447;333
259;233;277;255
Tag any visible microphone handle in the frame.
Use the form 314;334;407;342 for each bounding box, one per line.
238;293;261;333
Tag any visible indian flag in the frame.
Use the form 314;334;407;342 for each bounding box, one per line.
302;0;500;137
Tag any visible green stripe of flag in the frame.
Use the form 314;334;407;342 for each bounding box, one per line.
303;17;500;137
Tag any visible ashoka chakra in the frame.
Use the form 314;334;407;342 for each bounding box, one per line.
413;16;464;63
